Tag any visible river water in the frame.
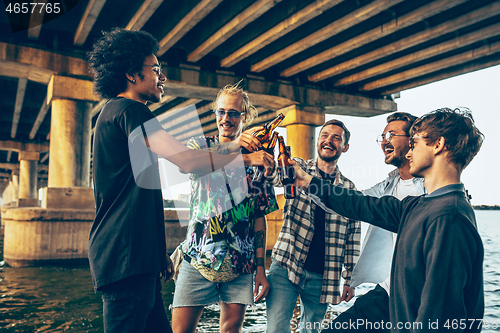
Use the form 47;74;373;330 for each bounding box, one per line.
0;210;499;332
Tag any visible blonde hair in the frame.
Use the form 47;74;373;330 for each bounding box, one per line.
212;81;258;127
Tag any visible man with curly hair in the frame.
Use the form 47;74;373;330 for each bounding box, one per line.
294;108;485;332
87;28;273;333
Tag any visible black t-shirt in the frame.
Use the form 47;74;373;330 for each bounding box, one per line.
303;168;337;275
89;97;167;290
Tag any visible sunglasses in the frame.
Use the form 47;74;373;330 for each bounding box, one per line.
214;109;246;118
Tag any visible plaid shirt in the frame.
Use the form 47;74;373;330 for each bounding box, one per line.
272;157;361;304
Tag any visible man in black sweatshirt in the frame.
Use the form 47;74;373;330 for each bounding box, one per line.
293;108;484;332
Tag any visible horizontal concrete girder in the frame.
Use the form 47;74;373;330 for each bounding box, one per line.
163;66;396;117
0;140;49;152
0;42;91;84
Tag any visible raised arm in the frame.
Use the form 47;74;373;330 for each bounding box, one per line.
293;160;402;233
147;128;273;175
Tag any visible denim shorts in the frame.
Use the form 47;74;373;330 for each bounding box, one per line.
172;259;254;307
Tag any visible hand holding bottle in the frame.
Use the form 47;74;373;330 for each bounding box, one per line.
290;159;312;191
242;113;285;154
231;126;265;153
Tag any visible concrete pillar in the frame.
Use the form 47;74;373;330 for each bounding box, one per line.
48;99;92;188
18;151;39;207
278;105;325;161
11;173;19;205
2;182;13;206
1;75;101;266
41;75;98;209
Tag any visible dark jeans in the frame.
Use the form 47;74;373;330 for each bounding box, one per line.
101;273;172;333
322;285;390;333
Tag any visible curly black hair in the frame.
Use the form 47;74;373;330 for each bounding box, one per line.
87;28;159;99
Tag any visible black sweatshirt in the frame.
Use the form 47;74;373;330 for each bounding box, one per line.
308;178;484;332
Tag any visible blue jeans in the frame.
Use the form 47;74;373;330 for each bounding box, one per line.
266;260;328;333
101;273;172;333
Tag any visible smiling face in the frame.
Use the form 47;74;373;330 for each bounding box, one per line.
406;132;434;177
215;93;246;142
317;124;349;163
381;120;410;168
133;54;165;104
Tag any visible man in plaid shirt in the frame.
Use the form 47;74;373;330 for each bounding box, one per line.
266;119;361;333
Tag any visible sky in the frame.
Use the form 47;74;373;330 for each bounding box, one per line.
311;64;500;206
162;64;500;206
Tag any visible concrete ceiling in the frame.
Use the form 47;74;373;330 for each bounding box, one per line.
1;0;500;192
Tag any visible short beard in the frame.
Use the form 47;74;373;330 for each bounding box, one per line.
387;156;403;168
386;149;408;168
318;149;340;163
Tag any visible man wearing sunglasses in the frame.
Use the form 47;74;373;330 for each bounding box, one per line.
171;83;278;333
293;108;484;332
324;112;425;333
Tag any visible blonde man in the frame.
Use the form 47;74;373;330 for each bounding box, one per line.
172;83;278;333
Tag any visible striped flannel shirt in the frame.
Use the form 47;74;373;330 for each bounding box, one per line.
272;157;361;304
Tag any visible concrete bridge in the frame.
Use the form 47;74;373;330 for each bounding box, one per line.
1;0;500;265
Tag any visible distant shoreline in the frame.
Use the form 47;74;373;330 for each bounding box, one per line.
473;205;500;210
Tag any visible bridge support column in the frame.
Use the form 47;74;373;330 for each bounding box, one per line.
17;151;39;207
1;172;18;207
42;75;95;209
2;75;98;267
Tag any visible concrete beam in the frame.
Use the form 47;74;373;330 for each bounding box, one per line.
335;22;500;87
0;162;47;171
361;41;500;91
281;0;466;77
0;140;50;152
249;0;402;72
74;0;108;46
226;0;343;70
27;0;47;39
47;75;99;103
0;43;90;84
189;0;280;63
309;1;500;82
125;0;165;31
29;97;50;139
379;56;500;96
162;66;396;116
157;0;223;56
11;78;28;138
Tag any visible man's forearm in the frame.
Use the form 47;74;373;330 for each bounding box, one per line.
254;216;267;268
307;176;401;233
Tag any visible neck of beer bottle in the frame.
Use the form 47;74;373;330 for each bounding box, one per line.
265;132;278;152
265;113;284;132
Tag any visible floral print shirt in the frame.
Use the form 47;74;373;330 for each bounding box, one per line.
180;135;278;274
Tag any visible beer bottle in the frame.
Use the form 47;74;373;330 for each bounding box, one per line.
277;136;296;199
242;113;285;154
244;113;284;186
